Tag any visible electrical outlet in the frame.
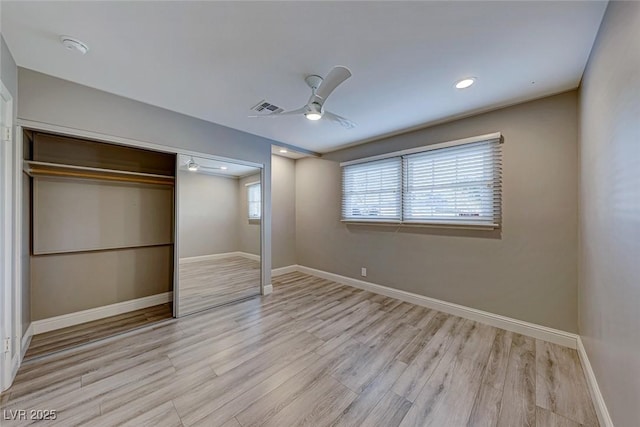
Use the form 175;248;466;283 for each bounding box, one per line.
361;267;367;277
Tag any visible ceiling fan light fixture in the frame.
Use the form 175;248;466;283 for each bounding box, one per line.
455;77;476;89
305;112;322;121
305;103;323;121
187;158;199;171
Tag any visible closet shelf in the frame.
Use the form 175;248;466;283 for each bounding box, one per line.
24;161;175;186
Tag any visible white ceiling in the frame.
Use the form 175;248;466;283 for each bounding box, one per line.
2;1;607;153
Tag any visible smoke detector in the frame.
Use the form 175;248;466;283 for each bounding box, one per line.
60;36;89;55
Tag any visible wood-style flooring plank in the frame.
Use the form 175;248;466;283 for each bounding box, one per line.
259;375;357;427
496;333;537;427
360;390;413;427
178;256;261;315
467;329;514;426
535;340;599;426
331;359;407;427
24;303;173;360
536;406;584;427
398;320;495;427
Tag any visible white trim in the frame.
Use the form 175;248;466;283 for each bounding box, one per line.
339;132;502;166
179;251;261;264
32;292;173;335
577;337;614;427
179;252;246;264
342;220;499;230
6;323;32;392
272;264;299;276
173;159;181;317
0;80;15;393
20;323;33;361
262;284;273;295
295;265;578;349
237;251;261;262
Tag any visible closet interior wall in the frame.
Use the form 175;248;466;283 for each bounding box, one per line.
24;131;176;321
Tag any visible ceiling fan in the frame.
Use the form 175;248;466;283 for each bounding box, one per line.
186;157;227;172
250;66;356;129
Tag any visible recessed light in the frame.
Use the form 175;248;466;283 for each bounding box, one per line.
279;149;288;154
455;77;476;89
60;36;89;55
220;166;228;170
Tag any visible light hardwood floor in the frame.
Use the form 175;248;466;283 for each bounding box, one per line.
24;304;173;361
178;256;261;315
1;272;598;426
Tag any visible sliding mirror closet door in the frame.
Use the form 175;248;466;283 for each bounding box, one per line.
176;154;262;316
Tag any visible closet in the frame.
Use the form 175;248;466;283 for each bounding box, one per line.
22;130;176;358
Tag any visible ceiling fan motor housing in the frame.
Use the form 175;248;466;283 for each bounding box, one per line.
305;75;323;90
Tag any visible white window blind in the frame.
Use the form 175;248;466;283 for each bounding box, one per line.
340;134;502;227
341;157;402;221
247;182;261;219
403;139;502;226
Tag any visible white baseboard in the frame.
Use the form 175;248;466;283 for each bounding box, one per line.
32;292;173;335
180;252;261;264
577;337;614;427
179;252;241;264
237;252;260;262
3;323;32;392
262;284;273;295
20;323;33;360
272;264;299;276
295;265;578;349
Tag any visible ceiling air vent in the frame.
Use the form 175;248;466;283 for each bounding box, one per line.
251;100;283;114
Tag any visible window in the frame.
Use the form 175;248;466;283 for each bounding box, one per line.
341;158;402;221
341;134;502;227
247;182;261;219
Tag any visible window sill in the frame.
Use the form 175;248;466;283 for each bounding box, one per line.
248;218;261;225
341;219;499;231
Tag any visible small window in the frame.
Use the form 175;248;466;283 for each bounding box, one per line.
341;135;502;227
247;182;261;220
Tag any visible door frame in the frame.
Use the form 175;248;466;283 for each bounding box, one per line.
0;79;19;392
14;119;268;318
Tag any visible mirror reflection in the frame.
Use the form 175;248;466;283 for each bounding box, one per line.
177;154;261;316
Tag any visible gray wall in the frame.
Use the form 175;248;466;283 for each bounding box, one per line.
238;173;262;256
31;246;173;319
299;91;579;332
271;155;296;268
578;2;640;426
17;68;275;293
178;171;240;258
1;36;17;97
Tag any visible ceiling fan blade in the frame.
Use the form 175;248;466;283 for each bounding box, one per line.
323;111;357;129
248;106;307;118
315;66;352;101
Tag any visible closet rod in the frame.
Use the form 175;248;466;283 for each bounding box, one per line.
28;167;175;186
25;160;174;179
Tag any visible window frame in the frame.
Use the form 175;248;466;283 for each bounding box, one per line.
340;133;503;229
246;181;261;220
